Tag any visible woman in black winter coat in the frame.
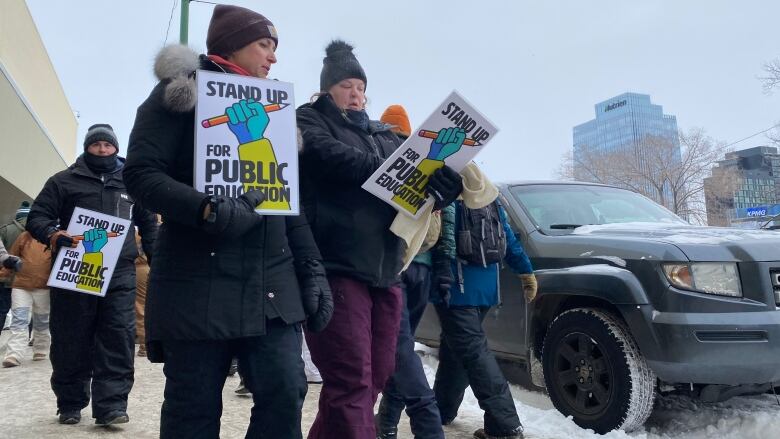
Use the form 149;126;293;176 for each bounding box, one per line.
124;6;332;439
297;40;463;439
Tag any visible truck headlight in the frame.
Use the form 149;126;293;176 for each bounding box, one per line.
663;263;742;297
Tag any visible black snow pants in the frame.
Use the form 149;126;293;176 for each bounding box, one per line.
433;304;521;436
159;319;307;439
49;272;136;418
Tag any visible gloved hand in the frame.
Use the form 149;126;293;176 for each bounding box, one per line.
296;260;334;332
2;256;22;271
433;256;454;305
201;190;266;239
427;165;463;211
519;273;538;302
48;230;76;251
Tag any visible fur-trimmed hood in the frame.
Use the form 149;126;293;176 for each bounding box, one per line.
154;45;202;113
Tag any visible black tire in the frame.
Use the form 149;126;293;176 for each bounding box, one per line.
542;308;656;434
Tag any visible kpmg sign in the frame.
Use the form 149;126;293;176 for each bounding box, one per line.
604;100;627;112
746;206;768;217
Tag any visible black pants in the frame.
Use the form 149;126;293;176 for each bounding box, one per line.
49;273;136;418
159;320;306;439
378;263;444;438
433;305;520;436
0;285;10;328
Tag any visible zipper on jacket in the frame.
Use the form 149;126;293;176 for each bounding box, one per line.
366;135;381;157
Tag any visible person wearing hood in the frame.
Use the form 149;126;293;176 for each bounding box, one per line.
296;42;463;438
124;5;332;438
26;124;159;426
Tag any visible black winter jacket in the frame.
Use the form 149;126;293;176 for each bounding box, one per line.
297;94;404;288
124;46;319;340
26;156;158;276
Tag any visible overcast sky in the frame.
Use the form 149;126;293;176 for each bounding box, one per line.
26;0;780;181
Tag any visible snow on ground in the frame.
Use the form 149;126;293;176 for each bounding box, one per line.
415;346;780;439
1;331;778;438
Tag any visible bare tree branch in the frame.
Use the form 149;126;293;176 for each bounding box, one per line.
564;128;731;225
760;58;780;94
767;122;780;147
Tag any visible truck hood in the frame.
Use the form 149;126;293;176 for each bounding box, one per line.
571;222;780;262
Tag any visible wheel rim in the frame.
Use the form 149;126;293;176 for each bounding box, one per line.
551;331;613;418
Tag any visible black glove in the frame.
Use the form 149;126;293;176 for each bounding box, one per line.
47;229;76;251
427;166;463;211
201;190;266;239
432;256;454;305
297;260;334;332
2;256;22;271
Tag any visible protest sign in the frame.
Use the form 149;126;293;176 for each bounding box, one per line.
362;91;499;218
195;70;299;215
47;207;132;297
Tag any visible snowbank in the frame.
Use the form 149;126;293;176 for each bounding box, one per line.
415;345;780;439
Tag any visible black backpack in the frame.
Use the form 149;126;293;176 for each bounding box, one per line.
456;201;507;267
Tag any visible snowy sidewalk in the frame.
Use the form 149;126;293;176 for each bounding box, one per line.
0;332;472;438
1;331;779;438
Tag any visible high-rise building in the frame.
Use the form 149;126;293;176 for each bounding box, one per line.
704;146;780;228
572;92;681;208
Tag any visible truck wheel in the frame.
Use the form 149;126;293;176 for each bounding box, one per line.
542;308;656;433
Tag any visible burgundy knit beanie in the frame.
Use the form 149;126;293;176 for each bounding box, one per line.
206;5;278;56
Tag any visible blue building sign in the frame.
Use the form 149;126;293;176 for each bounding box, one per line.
737;204;780;219
746;206;768;217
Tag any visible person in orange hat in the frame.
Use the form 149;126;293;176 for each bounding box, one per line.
380;105;412;139
376;105;446;439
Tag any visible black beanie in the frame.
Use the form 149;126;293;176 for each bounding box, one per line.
207;5;278;57
83;124;119;152
320;40;367;92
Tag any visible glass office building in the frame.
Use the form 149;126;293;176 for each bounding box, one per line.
572;93;681;206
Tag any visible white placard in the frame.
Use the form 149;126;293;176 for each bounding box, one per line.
47;207;132;297
362;91;499;218
194;70;299;215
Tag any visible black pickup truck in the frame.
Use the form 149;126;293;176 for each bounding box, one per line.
416;181;780;434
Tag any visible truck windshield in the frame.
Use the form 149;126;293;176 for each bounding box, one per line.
510;184;687;234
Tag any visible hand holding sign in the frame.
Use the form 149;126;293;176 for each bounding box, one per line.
82;228;108;253
226;99;269;144
427;165;463;210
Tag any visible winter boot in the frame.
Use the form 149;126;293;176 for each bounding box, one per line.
375;397;400;438
58;410;81;425
473;426;524;439
96;411;129;426
376;426;398;438
2;356;20;368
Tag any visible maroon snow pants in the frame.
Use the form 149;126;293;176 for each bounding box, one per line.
305;275;403;439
